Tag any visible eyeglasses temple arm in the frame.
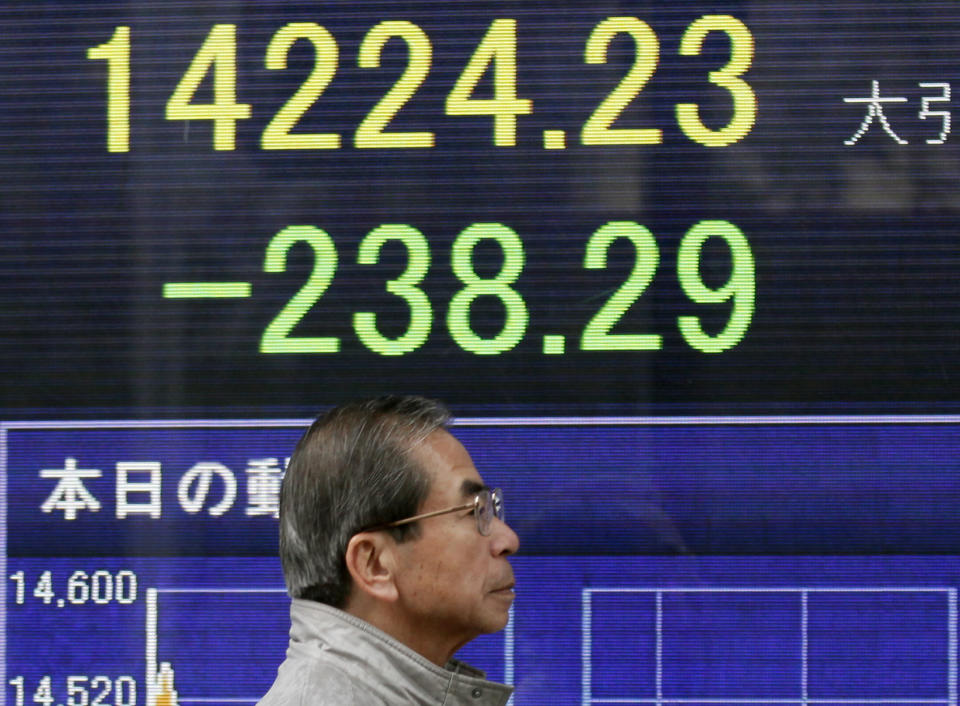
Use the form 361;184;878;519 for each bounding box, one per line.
381;499;477;529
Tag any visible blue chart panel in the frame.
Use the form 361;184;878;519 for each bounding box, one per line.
4;421;960;705
5;556;958;705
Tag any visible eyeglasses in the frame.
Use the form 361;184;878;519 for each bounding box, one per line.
366;488;504;537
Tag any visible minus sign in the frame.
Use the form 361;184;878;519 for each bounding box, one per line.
163;282;252;298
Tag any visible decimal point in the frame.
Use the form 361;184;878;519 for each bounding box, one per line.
543;130;566;150
543;335;566;355
57;598;64;607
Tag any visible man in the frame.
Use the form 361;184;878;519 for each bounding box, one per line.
259;396;520;705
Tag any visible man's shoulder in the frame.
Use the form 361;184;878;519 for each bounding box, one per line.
257;659;384;706
260;600;512;705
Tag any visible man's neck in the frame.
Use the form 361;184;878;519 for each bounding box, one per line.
343;594;463;667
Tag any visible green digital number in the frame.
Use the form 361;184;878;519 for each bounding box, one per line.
353;224;432;355
447;223;528;354
581;221;662;351
677;219;755;352
261;225;340;353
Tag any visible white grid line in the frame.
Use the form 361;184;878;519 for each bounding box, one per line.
801;590;809;706
146;588;158;706
949;588;958;706
583;590;593;706
155;588;287;593
655;591;663;706
505;604;515;706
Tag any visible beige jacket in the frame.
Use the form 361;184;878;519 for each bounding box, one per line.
258;599;513;705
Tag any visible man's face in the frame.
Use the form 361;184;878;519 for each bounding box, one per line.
391;429;520;652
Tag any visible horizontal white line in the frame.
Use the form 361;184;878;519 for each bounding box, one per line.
6;414;960;431
590;700;952;704
155;588;286;594
591;701;807;705
177;699;259;703
584;587;955;594
0;419;309;430
844;96;909;103
455;415;960;426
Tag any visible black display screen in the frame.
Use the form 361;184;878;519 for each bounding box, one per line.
4;1;959;417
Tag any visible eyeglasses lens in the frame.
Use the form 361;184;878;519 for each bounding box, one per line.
476;488;504;536
492;488;503;522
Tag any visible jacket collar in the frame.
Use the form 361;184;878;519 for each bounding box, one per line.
289;599;513;705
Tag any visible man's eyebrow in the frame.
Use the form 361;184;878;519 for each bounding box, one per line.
460;479;488;498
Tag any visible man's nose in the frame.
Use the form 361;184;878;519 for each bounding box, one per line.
490;517;520;556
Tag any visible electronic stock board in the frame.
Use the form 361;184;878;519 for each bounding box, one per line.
2;2;960;704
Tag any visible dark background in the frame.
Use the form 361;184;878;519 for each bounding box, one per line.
2;1;959;418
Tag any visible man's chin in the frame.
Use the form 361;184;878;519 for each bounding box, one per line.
482;593;514;631
481;614;510;634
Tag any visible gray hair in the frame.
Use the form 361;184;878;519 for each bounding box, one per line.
279;395;451;607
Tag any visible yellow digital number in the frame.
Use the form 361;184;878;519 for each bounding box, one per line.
445;19;532;146
165;24;251;151
582;17;661;146
87;26;131;152
262;22;340;150
355;21;433;148
676;14;756;147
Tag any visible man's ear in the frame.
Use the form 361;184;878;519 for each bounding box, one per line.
344;532;400;603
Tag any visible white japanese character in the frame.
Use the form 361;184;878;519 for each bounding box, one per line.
245;458;284;518
40;457;101;520
844;80;908;145
116;461;162;519
177;462;236;516
919;82;950;145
